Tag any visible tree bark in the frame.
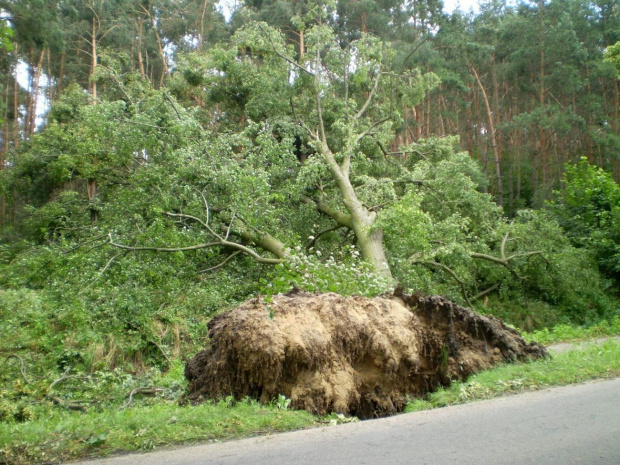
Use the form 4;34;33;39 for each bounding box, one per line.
92;20;98;102
26;47;45;136
319;144;392;279
471;65;503;207
137;17;146;79
13;46;19;149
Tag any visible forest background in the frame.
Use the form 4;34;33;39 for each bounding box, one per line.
0;0;619;451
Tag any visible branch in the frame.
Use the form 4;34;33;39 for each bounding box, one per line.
500;231;510;260
506;250;547;263
471;282;501;301
355;67;381;120
410;260;473;308
200;250;242;273
109;235;221;253
314;44;327;146
301;196;354;229
305;224;347;250
355;117;391;145
119;387;164;410
401;37;430;67
258;24;315;77
48;395;88;412
164;211;211;231
6;355;30;384
49;369;94;391
109;233;283;265
163;92;182;120
470;252;509;267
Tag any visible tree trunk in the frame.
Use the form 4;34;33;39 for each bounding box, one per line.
150;12;169;87
199;0;209;51
92;20;98;102
137;17;146;79
471;66;503;207
26;48;45;136
13;47;19;149
320;145;392;280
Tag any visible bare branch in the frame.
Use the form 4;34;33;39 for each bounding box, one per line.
471;282;501;301
401;37;430;67
305;224;347;250
6;355;30;384
314;44;327;146
258;24;315;77
506;250;547;263
470;252;509;267
163;92;182;120
290;97;320;141
301;196;354;229
355;67;381;120
49;371;90;390
109;233;283;264
500;231;510;260
225;212;237;240
355;117;391;145
119;387;164;410
80;251;127;293
109;234;221;253
410;260;473;308
200;251;242;274
197;188;211;224
164;211;214;234
48;395;88;412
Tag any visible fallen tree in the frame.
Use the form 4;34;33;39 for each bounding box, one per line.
185;290;548;419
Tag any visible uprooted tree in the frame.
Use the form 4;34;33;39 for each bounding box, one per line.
100;16;572;308
5;12;612;329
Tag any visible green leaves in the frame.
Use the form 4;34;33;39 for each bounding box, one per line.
549;158;620;285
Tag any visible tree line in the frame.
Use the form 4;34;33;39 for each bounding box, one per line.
1;0;619;213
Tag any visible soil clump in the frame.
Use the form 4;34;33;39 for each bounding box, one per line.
185;290;548;418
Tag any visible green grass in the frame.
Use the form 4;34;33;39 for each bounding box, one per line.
524;316;620;345
405;339;620;412
0;398;318;464
1;340;619;465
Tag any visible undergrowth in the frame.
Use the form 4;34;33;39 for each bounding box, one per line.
524;316;620;345
1;340;618;464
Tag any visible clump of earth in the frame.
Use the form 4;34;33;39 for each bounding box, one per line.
185;290;548;419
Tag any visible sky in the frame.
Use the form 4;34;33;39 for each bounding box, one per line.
443;0;481;13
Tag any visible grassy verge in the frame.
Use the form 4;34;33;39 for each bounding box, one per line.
0;398;320;464
2;340;619;465
523;316;620;345
405;339;620;412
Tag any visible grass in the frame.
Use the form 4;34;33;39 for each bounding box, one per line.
0;398;319;464
1;339;619;465
405;339;620;412
523;316;620;345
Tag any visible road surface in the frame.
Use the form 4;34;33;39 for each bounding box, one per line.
80;377;620;465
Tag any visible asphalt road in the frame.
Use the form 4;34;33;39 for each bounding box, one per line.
81;377;620;465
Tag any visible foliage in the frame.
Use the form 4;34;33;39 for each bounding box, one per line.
260;247;391;297
0;8;619;460
524;316;620;345
1;339;618;464
604;41;620;76
0;394;316;465
548;158;620;285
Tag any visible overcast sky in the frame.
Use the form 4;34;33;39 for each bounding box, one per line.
443;0;481;13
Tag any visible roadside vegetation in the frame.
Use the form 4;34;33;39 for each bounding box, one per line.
1;339;618;465
1;1;620;464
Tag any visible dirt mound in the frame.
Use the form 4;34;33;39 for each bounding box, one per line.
185;290;548;418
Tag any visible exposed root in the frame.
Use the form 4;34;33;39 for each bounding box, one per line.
185;291;548;419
